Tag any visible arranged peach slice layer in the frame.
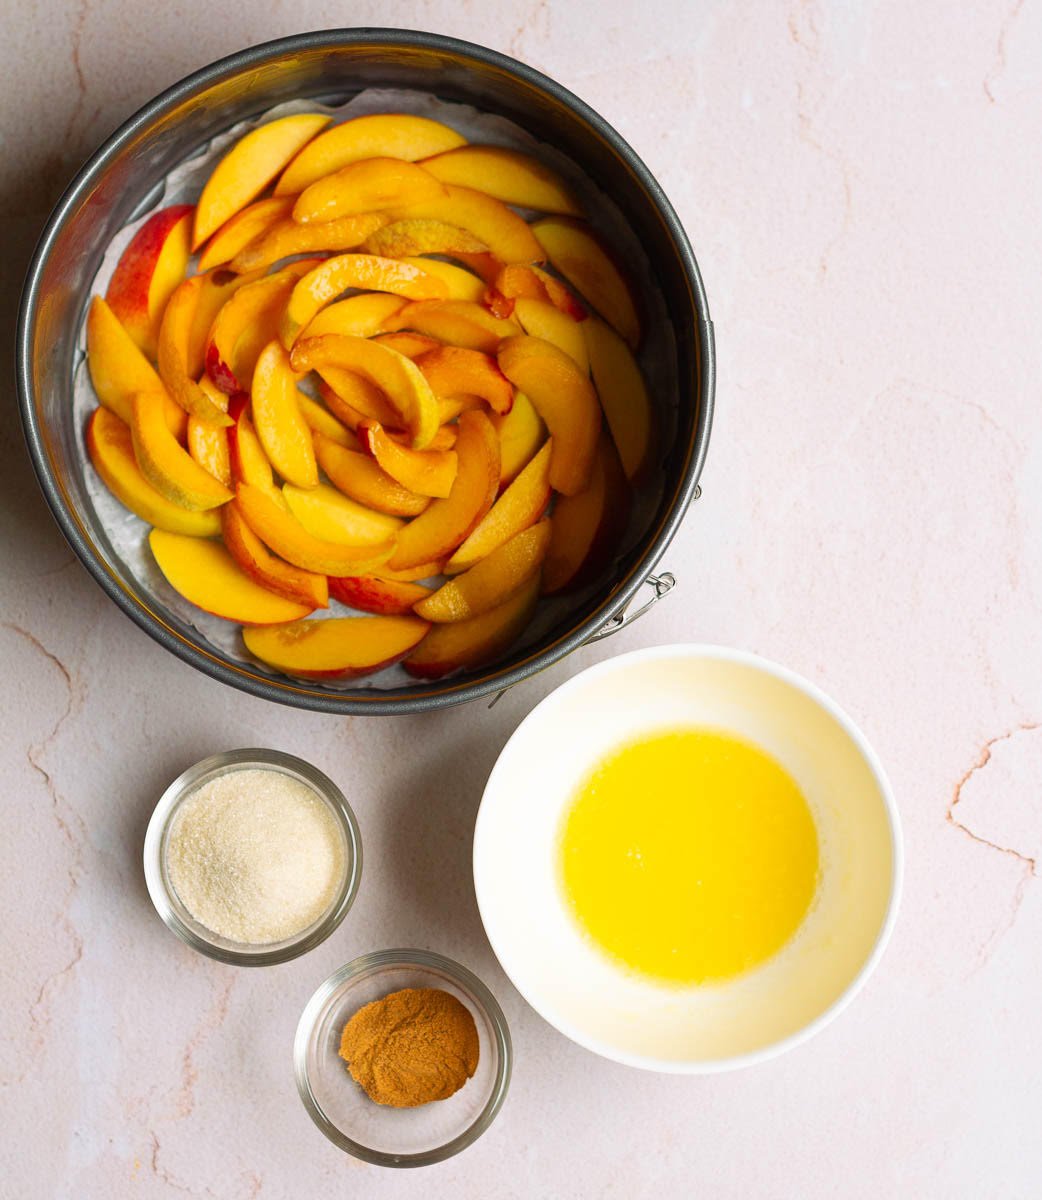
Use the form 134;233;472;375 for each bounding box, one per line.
491;391;546;487
328;575;430;615
314;432;430;517
421;145;582;215
512;298;588;372
358;421;458;499
221;502;329;610
387;185;544;264
294;158;447;224
131;391;233;510
583;316;653;480
251;341;318;488
86;409;220;537
150;529;315;624
244;615;431;679
283;482;403;547
229;212;387;273
193;113;331;248
197;196;295;272
404;573;540;679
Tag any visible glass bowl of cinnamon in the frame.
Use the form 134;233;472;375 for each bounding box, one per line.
294;949;512;1166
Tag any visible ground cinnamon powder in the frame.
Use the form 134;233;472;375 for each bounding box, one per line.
338;987;480;1107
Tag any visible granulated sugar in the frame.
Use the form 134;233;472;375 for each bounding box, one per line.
167;768;345;944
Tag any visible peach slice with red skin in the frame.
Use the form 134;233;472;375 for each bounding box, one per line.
314;431;430;517
328;575;430;615
400;257;486;302
583;316;653;481
105;205;193;359
361;219;488;259
86;408;220;537
250;341;318;489
421;145;582;216
531;217;640;347
358;421;458;499
387;300;517;353
498;335;600;496
275;113;466;195
157;276;234;426
415;519;550;623
229;212;387;273
445;439;552;573
404;573;539;679
86;297;186;440
279;255;448;349
221;502;329;610
243;614;430;680
193;113;331;249
388;409;500;571
236;482;394;575
130;391;233;511
282;482;403;547
150;529;315;624
490;391;546;487
513;298;589;373
186;417;232;487
184;267;266;380
293;158;447;224
197;196;296;272
415;345;513;415
387;185;544;264
300;293;407;341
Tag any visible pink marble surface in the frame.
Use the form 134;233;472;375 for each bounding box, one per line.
2;2;1040;1195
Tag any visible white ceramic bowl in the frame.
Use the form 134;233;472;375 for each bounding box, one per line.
473;644;902;1073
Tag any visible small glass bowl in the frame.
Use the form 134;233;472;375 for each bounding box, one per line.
143;748;362;966
294;949;512;1167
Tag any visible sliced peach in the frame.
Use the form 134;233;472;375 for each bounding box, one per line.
404;573;540;679
250;341;318;488
86;297;186;439
543;433;629;593
498;335;600;495
197;196;296;272
375;560;447;583
453;252;504;285
300;293;406;341
583;316;653;481
243;614;430;679
236;482;394;575
130;391;233;510
445;439;551;573
291;335;440;448
186;267;267;380
275;113;466;195
227;394;278;499
370;331;442;359
318;374;402;432
413;424;458;451
490;391;546;487
489;264;587;321
415;519;550;623
387;300;517;353
358;421;458;499
150;528;314;623
362;219;487;258
531;217;640;346
279;255;448;349
293;158;446;225
229;212;387;273
513;298;588;372
388;410;499;570
328;575;430;615
388;185;544;264
297;394;358;449
187;417;231;487
421;145;581;215
400;257;486;302
221;502;329;610
157;276;233;426
86;408;220;537
193;113;331;248
314;431;430;517
415;345;513;414
282;482;403;546
105;205;193;359
531;267;588;320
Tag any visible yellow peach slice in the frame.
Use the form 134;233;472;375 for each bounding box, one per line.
193;113;331;248
276;113;465;195
300;293;406;341
229;212;387;273
415;519;550;623
388;185;544;264
513;297;588;372
488;264;587;320
583;316;653;481
279;255;448;348
387;300;518;353
150;528;314;623
293;157;447;225
186;417;232;487
290;334;440;448
328;575;430;615
243;614;430;679
498;335;600;495
227;395;279;501
445;439;552;573
157;276;233;426
314;431;430;518
250;341;318;489
490;391;546;487
400;257;486;302
370;331;443;359
357;421;458;499
388;410;500;571
404;573;540;679
86;408;220;536
105;205;193;359
297;394;358;449
421;145;581;215
282;482;403;546
531;217;640;346
86;297;186;439
221;502;329;610
362;219;487;258
317;374;403;432
415;345;513;414
130;391;233;510
185;267;267;380
197;196;295;272
236;482;394;575
375;560;447;583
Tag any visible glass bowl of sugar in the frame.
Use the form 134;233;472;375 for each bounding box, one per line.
144;749;362;965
